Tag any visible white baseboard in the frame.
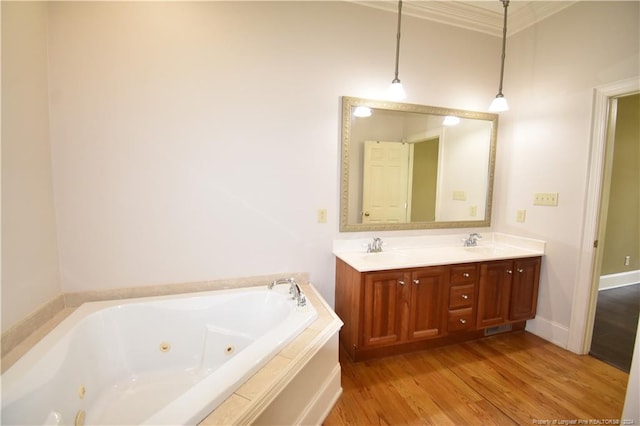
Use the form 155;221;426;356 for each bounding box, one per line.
526;316;570;350
599;270;640;290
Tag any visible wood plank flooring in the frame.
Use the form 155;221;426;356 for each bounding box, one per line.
590;283;640;372
324;332;629;425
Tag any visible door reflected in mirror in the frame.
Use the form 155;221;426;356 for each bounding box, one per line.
341;96;498;232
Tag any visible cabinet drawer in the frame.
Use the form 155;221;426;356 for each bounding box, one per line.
449;284;475;309
448;308;476;332
450;265;477;285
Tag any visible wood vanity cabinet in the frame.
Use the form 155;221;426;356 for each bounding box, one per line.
362;267;447;348
335;255;542;362
508;257;542;320
476;260;512;328
476;257;541;328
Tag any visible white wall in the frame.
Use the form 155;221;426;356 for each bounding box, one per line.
43;2;498;309
493;1;639;347
1;2;62;331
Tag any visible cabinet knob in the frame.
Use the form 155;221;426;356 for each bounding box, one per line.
517;268;524;273
507;270;513;274
459;318;467;324
461;294;469;300
413;279;420;285
398;280;406;286
463;273;470;278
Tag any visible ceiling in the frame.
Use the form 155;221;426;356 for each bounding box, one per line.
351;1;578;37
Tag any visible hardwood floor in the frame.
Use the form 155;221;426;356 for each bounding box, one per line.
324;332;629;425
590;283;640;373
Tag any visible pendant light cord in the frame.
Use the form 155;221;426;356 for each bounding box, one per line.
393;0;403;83
496;0;509;96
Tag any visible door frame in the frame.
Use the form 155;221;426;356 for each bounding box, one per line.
567;77;639;354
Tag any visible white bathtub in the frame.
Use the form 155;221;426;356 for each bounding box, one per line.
1;284;317;425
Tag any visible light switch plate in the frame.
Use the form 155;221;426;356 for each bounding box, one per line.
533;192;559;206
453;190;466;201
317;209;327;223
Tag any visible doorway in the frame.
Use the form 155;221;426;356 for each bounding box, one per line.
568;77;639;356
588;93;640;372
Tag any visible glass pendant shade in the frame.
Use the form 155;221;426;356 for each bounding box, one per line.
388;80;406;101
489;94;509;112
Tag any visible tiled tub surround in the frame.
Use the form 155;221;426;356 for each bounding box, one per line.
1;277;343;425
333;232;546;271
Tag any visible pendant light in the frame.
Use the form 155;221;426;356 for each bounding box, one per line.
489;0;510;112
388;0;406;101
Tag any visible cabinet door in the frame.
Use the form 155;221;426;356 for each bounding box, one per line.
477;260;513;328
408;267;447;340
509;257;541;321
362;270;407;347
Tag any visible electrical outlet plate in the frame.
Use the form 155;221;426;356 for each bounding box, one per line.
533;192;559;206
516;209;526;222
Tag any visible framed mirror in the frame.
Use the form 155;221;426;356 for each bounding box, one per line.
340;96;498;232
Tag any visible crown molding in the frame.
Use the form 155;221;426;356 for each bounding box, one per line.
350;1;578;37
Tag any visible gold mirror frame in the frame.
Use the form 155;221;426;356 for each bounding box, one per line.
340;96;498;232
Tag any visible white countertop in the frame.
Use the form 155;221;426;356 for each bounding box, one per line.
333;232;545;272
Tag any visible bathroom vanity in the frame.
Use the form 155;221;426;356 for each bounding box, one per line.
336;98;545;361
334;233;544;361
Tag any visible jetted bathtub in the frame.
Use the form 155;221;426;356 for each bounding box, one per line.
1;284;317;425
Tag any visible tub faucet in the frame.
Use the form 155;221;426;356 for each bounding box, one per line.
289;280;307;308
463;233;482;247
268;277;307;307
268;277;294;290
367;237;383;253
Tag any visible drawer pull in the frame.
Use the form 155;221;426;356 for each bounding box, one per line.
413;279;420;285
461;294;469;300
507;269;513;274
398;280;406;286
463;272;470;278
459;318;467;324
517;268;524;273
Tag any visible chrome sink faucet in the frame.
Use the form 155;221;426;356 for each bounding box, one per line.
268;277;307;307
367;237;383;253
463;233;482;247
